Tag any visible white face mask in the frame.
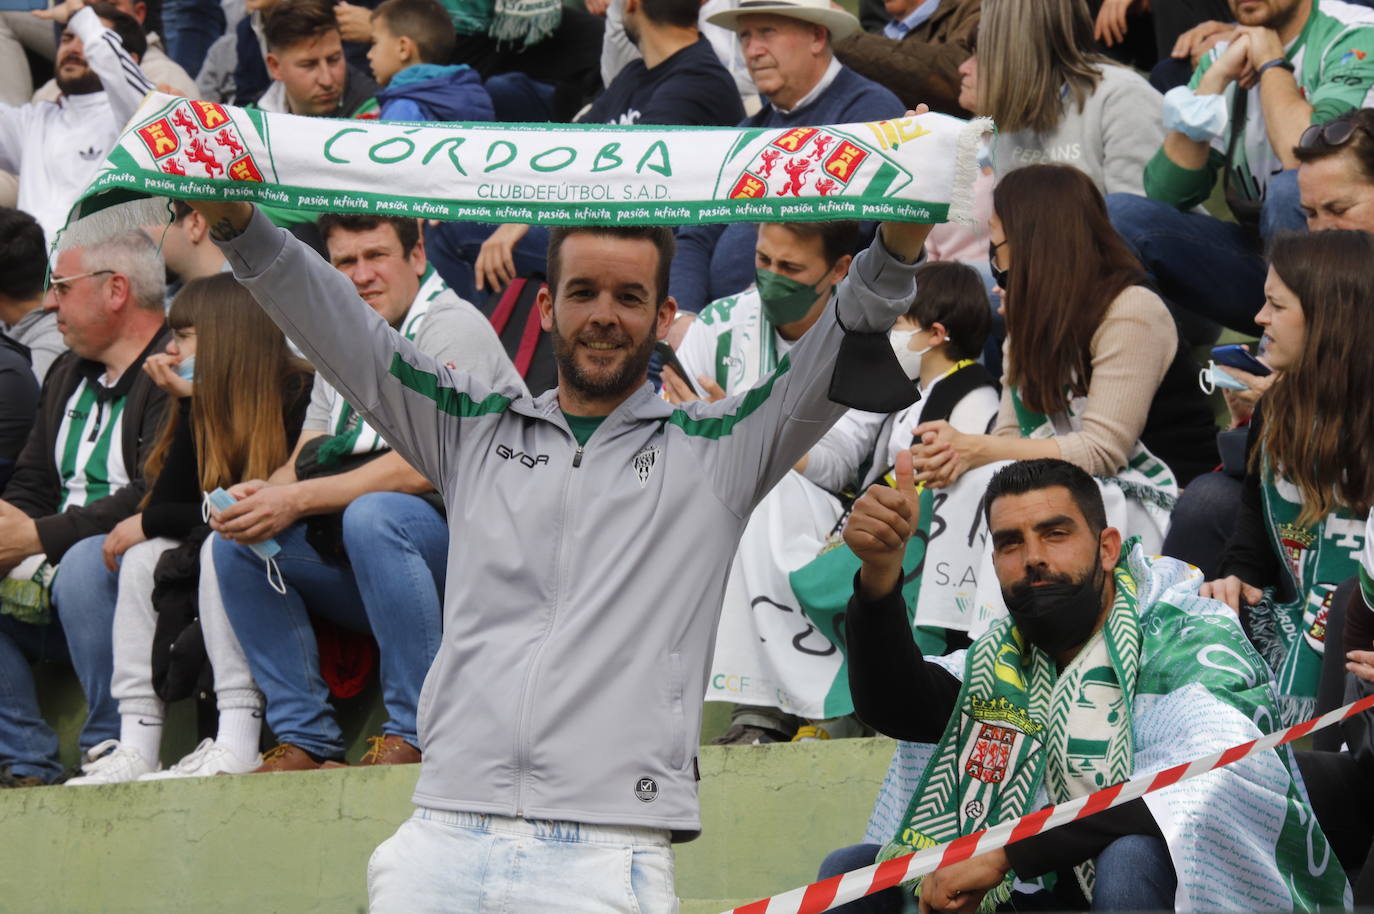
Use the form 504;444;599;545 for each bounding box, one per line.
889;328;932;380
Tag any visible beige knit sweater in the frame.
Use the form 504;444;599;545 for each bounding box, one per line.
992;285;1177;476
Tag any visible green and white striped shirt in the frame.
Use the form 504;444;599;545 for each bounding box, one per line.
52;376;129;510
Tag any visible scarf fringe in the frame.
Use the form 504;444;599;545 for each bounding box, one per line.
487;1;560;47
55;197;171;255
948;117;993;226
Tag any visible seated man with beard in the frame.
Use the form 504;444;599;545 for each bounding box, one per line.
832;456;1347;912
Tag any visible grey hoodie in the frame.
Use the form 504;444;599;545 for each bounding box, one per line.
217;209;918;837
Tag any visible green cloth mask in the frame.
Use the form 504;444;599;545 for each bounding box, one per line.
755;268;825;326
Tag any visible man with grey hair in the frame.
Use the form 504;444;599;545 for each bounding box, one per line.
0;228;169;788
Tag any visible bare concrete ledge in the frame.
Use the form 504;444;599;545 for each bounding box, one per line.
0;736;896;911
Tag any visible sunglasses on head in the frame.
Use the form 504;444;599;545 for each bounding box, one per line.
1299;118;1363;151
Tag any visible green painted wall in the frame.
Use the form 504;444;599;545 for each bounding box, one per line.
0;737;895;912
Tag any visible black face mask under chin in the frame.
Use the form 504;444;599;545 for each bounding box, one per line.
1001;561;1107;657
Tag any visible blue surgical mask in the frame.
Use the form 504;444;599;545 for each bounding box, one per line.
175;355;196;381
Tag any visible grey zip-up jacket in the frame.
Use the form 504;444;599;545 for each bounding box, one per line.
218;209;920;837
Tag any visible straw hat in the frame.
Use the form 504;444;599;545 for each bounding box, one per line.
705;0;862;42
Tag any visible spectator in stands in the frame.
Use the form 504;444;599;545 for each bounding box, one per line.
251;0;380;246
0;229;168;787
1202;230;1374;725
837;455;1346;911
831;0;979;115
964;0;1164;197
0;209;64;382
0;0;155;243
150;201;229;293
368;0;493;123
664;220;878;746
1108;0;1374;336
874;261;998;456
55;276;315;783
599;0;755;107
668;0;903;319
1296;107;1374;230
196;0;279;103
913;165;1218;498
440;0;749;302
32;0;198;99
1161;109;1374;579
257;0;378;117
210;213;522;771
581;0;746;126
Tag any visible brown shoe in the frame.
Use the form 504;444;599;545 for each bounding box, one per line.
357;735;421;766
250;743;348;773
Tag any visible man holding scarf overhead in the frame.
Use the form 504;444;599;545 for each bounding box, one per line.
840;456;1347;912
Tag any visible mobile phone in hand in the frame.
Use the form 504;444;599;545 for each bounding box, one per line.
1210;344;1271;377
655;341;698;396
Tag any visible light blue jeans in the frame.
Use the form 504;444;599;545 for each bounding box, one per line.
368;809;678;913
214;492;446;758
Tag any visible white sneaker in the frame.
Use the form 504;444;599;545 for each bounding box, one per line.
139;738;260;780
64;740;156;785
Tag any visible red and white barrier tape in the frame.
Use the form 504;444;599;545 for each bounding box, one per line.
724;691;1374;914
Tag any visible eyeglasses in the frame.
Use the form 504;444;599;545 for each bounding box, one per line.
1298;118;1366;151
48;269;113;300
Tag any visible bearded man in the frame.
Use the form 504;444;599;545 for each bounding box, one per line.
0;0;155;242
834;455;1349;912
180;195;933;911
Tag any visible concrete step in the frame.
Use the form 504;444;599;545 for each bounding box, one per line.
0;734;896;911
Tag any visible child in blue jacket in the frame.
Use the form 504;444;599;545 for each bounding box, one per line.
369;0;494;123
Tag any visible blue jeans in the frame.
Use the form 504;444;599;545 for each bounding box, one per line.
484;72;558;123
1106;171;1306;334
0;535;119;780
368;809;677;913
1092;835;1176;910
423;221;551;309
817;836;1175;912
1161;470;1243;580
819;843;905;913
160;0;226;75
214;492;447;757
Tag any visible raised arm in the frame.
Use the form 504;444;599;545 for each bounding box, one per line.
691;222;925;516
68;2;156;127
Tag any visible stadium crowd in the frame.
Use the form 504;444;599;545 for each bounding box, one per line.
4;0;1374;909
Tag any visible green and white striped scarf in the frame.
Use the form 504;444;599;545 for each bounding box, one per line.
1250;456;1366;726
880;556;1141;908
1010;385;1177;514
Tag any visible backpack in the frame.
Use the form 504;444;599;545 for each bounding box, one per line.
484;273;558;396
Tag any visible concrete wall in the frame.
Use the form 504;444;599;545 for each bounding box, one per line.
0;737;896;912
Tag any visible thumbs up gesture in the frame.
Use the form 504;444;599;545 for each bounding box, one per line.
844;449;922;601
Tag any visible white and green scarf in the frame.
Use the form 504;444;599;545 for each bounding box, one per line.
59;94;987;248
1249;457;1366;726
866;543;1351;911
879;554;1142;907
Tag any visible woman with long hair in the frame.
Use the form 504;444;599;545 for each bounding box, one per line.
1203;230;1374;726
912;164;1218;544
61;274;314;783
962;0;1163;197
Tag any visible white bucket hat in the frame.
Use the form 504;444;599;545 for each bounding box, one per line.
705;0;861;42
